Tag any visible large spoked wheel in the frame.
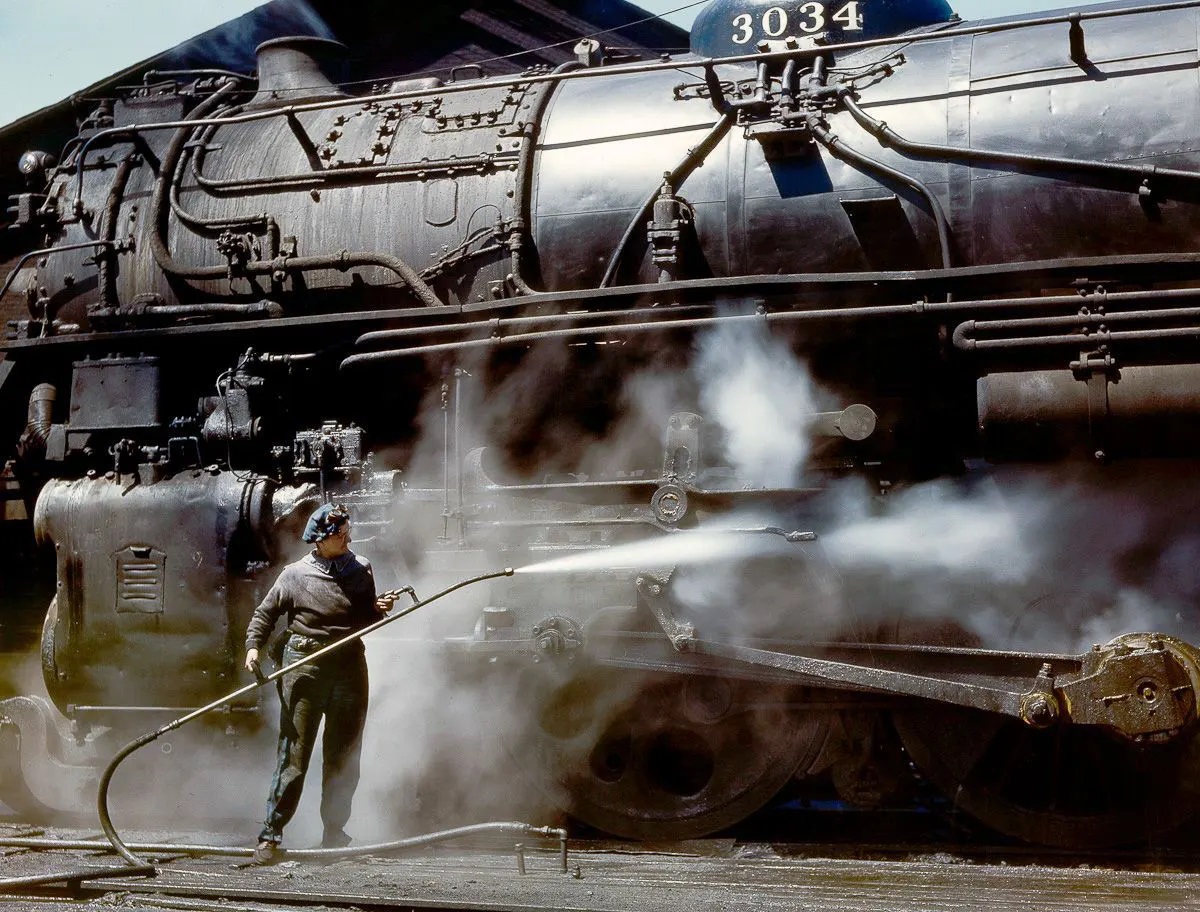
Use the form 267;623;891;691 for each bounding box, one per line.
893;637;1200;848
526;667;830;839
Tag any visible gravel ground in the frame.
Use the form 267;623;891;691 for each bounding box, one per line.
2;822;1200;912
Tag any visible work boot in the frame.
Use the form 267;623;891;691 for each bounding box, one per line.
252;839;281;866
321;828;352;849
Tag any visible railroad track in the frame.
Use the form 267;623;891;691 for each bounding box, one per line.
3;820;1200;912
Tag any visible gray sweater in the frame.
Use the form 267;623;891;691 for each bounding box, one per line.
245;551;378;651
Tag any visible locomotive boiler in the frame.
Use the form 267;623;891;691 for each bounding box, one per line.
3;0;1200;848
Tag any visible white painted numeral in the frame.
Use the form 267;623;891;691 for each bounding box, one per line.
797;1;826;33
730;2;865;44
832;1;863;30
731;12;753;44
762;6;789;37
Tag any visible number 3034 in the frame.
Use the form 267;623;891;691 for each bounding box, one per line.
731;2;864;43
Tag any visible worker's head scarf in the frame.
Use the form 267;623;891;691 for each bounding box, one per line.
302;503;350;543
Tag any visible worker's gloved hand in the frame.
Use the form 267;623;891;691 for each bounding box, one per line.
375;585;417;614
245;648;267;684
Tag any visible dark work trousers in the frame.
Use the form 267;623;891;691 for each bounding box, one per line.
259;636;369;843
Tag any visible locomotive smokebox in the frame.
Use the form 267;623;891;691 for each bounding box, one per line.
246;36;348;109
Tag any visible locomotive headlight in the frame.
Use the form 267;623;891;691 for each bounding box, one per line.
17;150;55;182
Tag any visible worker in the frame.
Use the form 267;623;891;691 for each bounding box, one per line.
244;503;396;865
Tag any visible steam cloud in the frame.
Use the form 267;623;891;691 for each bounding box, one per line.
696;323;827;489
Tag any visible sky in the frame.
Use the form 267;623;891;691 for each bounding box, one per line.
0;0;1074;129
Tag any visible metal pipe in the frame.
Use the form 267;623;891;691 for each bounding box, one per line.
508;62;581;295
354;304;715;347
146;79;245;275
839;91;1200;193
806;112;953;269
97;155;136;309
144;68;253;85
956;323;1200;351
454;369;466;545
69;132;162;220
599;111;735;287
144;85;445;308
953;302;1200;348
441;379;451;541
779;58;799;113
16;383;55;464
97;568;515;872
140;301;283;319
0;241;116;306
191;151;518;195
341;286;1200;366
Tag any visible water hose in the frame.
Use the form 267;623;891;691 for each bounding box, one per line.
81;568;524;876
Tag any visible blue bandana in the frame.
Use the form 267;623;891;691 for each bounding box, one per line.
302;503;349;543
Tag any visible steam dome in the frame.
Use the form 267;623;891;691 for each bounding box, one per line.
690;0;955;57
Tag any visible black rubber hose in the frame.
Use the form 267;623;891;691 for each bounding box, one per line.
0;822;568;865
96;567;515;875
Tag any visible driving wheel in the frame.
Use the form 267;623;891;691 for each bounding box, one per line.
527;667;830;839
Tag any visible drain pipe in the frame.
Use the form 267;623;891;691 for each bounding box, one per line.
16;383;56;463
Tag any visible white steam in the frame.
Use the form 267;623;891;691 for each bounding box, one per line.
822;479;1038;585
696;323;825;488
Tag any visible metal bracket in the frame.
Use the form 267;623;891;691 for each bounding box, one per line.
636;573;695;650
1019;662;1060;728
530;616;583;660
1070;349;1118;462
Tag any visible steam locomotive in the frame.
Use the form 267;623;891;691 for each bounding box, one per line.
3;0;1200;848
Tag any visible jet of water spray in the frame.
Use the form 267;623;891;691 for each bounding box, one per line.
516;527;811;574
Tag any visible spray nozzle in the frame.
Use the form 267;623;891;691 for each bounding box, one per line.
379;585;420;606
750;527;818;543
785;530;818;543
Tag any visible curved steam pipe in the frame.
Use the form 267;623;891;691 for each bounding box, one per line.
16;384;55;464
598;110;736;288
805;112;953;270
98;567;515;872
0;241;116;306
837;89;1200;193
